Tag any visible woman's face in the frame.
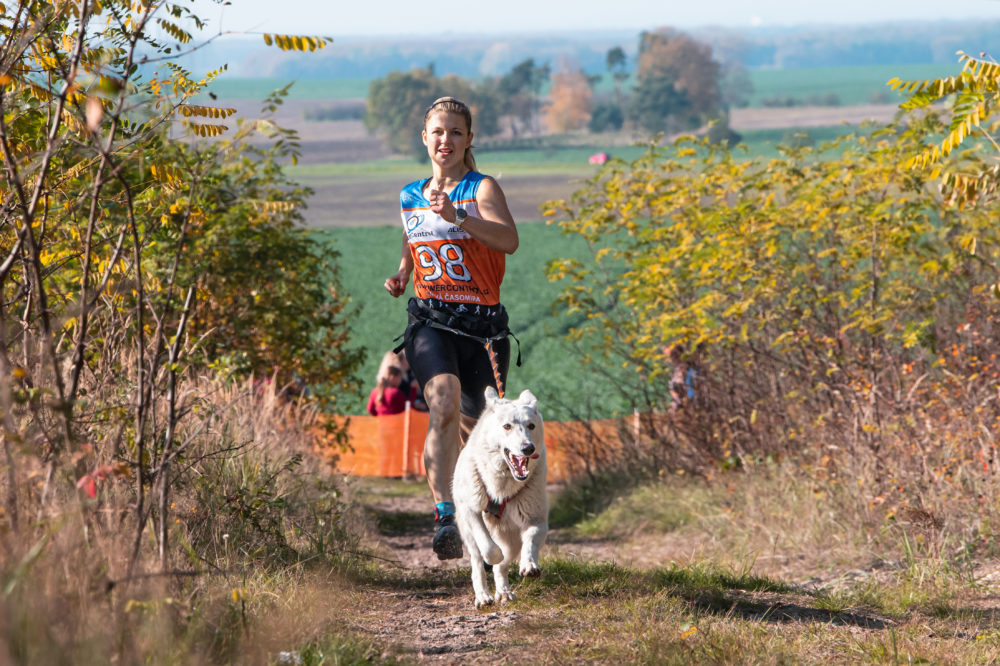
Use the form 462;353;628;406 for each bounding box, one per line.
422;110;472;169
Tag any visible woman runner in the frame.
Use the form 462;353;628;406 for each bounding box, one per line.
383;96;519;560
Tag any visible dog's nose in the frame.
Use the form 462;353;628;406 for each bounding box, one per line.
521;442;536;457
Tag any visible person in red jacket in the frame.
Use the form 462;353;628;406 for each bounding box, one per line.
367;362;417;417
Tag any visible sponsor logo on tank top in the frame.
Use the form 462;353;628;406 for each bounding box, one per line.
406;214;424;232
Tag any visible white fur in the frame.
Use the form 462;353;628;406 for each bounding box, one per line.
453;387;548;608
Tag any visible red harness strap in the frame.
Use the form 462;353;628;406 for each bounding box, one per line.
485;496;507;518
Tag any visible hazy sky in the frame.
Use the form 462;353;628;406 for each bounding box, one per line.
190;0;1000;37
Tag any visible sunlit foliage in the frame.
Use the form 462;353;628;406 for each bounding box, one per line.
0;0;356;581
890;51;1000;206
544;114;1000;467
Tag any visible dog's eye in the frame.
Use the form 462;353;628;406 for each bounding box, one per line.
503;423;513;430
527;423;535;430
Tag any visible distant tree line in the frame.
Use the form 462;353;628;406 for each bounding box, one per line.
201;21;1000;82
365;28;748;160
363;58;550;158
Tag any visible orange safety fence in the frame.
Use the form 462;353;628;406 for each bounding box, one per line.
316;404;639;483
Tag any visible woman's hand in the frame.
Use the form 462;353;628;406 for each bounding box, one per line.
384;269;410;297
428;188;456;223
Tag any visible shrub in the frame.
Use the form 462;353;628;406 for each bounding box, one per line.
589;102;625;133
1;373;365;662
543;111;1000;503
0;4;362;660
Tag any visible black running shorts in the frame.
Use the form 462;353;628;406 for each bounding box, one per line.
405;324;510;419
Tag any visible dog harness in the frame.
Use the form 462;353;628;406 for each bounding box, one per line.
482;447;541;519
394;298;521;398
485;496;508;518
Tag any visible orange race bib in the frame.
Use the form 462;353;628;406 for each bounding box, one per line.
400;172;505;306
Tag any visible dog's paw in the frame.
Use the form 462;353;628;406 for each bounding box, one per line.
519;562;541;578
484;545;504;565
474;593;495;609
495;589;517;604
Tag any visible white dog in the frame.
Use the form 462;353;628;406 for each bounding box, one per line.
453;387;548;608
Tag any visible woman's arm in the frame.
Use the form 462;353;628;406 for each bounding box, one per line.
429;176;518;254
384;232;414;297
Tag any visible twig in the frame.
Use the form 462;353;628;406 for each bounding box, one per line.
104;568;230;593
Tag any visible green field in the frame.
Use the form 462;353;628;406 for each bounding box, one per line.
324;222;640;421
745;63;958;106
290;124;863;180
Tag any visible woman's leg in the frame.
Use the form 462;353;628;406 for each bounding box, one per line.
423;372;465;559
422;372;462;505
405;325;466;559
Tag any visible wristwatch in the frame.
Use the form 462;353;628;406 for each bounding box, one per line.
455;207;468;227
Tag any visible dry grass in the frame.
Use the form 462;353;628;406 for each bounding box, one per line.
514;369;1000;663
0;370;380;664
494;460;1000;664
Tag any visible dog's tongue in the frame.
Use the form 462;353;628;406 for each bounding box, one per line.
511;455;529;477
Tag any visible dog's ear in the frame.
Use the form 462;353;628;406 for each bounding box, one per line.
484;386;499;405
517;389;537;410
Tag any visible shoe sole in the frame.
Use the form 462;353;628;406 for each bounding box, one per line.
432;525;463;560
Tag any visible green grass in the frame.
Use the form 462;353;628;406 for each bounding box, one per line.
737;125;874;159
346;476;431;502
285;145;642;179
571;484;695;538
288;158;424;180
476;144;651;169
746;63;958;107
518;558;793;601
286;125;871;185
323;221;636;421
294;636;407;666
367;508;430;536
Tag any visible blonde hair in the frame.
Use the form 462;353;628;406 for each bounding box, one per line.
375;351;404;404
424;96;477;172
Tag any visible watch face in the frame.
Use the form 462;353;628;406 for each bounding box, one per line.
456;208;467;223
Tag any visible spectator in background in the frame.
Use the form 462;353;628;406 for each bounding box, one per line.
367;361;417;417
666;343;702;414
396;349;428;412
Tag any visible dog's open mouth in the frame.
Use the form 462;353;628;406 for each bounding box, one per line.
505;450;539;481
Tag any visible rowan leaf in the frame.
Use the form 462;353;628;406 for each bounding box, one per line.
178;104;237;119
262;33;330;51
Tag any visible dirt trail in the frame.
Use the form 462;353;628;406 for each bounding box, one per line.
341;478;898;663
345;480;604;662
344;475;1000;662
